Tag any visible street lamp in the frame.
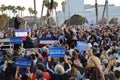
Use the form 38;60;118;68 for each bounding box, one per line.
67;0;70;26
95;0;98;24
106;0;109;24
34;0;36;24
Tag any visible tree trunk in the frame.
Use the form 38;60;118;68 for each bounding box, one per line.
95;0;98;24
40;1;44;26
34;0;36;24
55;9;58;26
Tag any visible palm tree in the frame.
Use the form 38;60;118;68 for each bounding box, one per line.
53;1;58;26
7;5;12;17
33;0;37;24
6;5;14;28
0;4;7;14
7;5;15;17
44;0;50;25
20;7;25;17
0;14;8;28
40;0;45;26
61;1;66;21
12;8;17;17
44;0;49;8
41;0;45;18
32;10;37;16
28;7;33;19
16;6;21;16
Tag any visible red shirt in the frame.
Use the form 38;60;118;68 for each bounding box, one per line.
30;72;50;80
43;72;51;80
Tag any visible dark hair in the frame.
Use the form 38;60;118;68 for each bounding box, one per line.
36;70;43;79
66;50;70;56
114;70;120;78
70;43;75;49
37;63;46;72
21;74;29;80
13;50;20;59
5;75;14;80
42;51;48;57
69;77;78;80
37;57;43;64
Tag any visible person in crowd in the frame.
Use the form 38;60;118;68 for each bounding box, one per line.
113;58;120;80
72;56;105;80
36;70;46;80
69;43;76;58
36;63;51;80
69;77;78;80
15;67;32;80
0;24;120;80
46;56;71;80
64;26;74;49
70;66;83;80
14;14;20;29
24;32;34;48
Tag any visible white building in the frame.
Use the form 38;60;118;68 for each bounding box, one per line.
57;0;120;26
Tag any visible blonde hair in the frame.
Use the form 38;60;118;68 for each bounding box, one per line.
101;50;109;61
72;50;78;59
88;56;105;80
70;67;78;77
86;49;93;59
54;64;65;75
88;56;101;68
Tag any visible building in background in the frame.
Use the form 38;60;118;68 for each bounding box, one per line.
57;0;120;26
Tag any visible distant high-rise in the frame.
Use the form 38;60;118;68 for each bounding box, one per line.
57;0;120;26
65;0;84;14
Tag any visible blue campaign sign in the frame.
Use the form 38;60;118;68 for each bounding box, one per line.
83;22;89;28
76;41;89;52
49;47;65;57
14;59;32;68
10;37;23;44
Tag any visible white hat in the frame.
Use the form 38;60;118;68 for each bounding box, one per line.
114;66;120;71
116;58;120;63
93;42;98;46
88;43;92;48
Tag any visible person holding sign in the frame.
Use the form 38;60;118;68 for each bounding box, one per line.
15;67;32;80
46;56;71;80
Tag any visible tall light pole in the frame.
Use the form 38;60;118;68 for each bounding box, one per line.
106;0;109;24
40;0;44;27
95;0;98;24
67;0;70;26
34;0;37;24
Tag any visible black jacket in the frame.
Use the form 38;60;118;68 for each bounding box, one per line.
14;17;20;29
24;36;34;48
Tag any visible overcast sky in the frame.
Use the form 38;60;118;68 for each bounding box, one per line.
0;0;120;17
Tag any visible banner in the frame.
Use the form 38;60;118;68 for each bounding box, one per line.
14;59;32;68
40;40;58;44
76;41;89;52
49;47;65;57
39;39;58;48
10;37;23;44
15;29;29;37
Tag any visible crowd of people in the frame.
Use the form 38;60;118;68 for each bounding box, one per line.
0;24;120;80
